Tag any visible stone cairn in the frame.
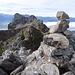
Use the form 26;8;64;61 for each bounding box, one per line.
10;11;75;75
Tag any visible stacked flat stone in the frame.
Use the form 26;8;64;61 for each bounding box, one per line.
49;11;72;36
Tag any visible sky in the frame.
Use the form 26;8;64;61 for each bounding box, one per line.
0;0;75;17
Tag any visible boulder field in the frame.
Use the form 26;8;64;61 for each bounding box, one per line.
0;11;75;75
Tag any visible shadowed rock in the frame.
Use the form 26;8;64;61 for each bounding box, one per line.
0;69;8;75
62;71;74;75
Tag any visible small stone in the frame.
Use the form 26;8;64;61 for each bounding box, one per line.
56;11;69;20
57;20;69;32
49;25;59;33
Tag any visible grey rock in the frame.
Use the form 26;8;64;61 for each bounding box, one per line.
15;37;22;46
0;56;2;63
49;24;59;33
29;20;49;33
51;46;74;66
0;50;22;73
28;15;37;23
62;71;74;75
56;11;69;20
57;20;69;32
63;30;73;36
2;50;13;60
22;25;43;51
18;47;31;62
21;63;59;75
51;46;74;56
8;13;28;29
21;62;39;75
10;65;24;75
12;42;19;50
49;14;69;33
39;63;59;75
0;69;8;75
68;63;75;74
43;33;69;49
12;37;22;50
19;47;30;56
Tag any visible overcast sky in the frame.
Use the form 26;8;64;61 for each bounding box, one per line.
0;0;75;17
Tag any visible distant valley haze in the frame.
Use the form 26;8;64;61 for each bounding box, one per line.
0;13;75;30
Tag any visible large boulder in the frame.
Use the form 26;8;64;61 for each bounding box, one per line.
56;11;69;20
22;25;43;51
0;50;22;74
43;33;69;49
21;63;59;75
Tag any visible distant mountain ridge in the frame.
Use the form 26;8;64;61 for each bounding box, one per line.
0;13;75;22
0;13;75;30
37;16;75;22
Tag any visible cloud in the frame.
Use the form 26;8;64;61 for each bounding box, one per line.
0;0;75;17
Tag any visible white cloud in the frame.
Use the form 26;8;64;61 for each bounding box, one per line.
0;0;75;17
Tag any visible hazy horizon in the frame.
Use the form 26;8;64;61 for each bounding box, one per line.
0;21;75;31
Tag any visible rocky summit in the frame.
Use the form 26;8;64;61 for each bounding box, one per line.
0;11;75;75
8;13;49;32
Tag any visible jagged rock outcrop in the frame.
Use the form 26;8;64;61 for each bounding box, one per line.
8;13;28;29
29;20;49;33
28;15;37;23
0;25;43;52
8;13;49;33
